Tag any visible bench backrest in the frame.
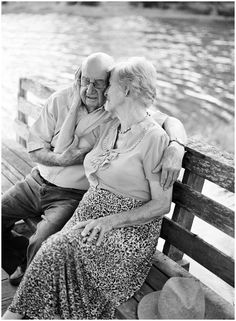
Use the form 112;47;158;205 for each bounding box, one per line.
16;77;235;288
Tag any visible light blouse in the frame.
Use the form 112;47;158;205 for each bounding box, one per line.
84;115;169;201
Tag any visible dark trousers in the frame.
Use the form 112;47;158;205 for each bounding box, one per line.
2;168;85;275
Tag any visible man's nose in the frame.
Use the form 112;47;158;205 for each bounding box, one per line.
87;83;96;95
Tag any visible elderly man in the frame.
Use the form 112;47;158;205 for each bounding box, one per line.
2;52;187;285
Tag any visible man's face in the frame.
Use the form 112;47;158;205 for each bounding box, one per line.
80;61;109;113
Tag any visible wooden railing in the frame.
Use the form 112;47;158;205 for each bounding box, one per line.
14;77;234;316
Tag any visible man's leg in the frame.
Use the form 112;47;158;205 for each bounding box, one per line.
2;174;42;275
27;186;85;266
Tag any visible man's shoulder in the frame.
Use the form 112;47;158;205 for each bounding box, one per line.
47;85;74;111
50;85;73;101
147;108;169;127
145;118;169;142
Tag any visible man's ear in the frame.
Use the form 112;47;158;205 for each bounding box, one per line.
75;66;82;83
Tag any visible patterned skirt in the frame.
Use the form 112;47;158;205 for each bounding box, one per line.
8;187;162;319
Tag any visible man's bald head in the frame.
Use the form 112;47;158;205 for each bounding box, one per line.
80;52;114;112
82;52;114;72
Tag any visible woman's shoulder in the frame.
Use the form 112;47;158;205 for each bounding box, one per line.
143;116;168;140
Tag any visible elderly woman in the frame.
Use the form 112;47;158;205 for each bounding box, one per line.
3;57;173;320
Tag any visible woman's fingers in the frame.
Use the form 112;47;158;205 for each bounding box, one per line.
96;230;105;246
87;226;101;243
80;219;94;237
79;218;111;246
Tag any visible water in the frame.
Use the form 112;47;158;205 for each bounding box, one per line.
2;7;234;151
1;4;234;303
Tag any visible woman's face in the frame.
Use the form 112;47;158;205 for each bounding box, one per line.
104;70;125;113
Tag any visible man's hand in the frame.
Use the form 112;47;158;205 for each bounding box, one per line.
153;142;185;190
57;135;91;166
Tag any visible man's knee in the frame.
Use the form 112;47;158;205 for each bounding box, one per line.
28;220;61;250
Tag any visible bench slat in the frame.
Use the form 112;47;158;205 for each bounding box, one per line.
2;143;32;179
18;96;43;120
14;118;29;142
1;174;14;194
145;264;168;290
153;251;234;319
116;297;138;319
185;138;234;192
161;218;234;286
173;182;234;237
2;139;34;168
20;78;55;100
117;264;169;319
1;162;22;185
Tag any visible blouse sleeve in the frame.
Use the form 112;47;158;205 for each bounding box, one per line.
142;127;169;181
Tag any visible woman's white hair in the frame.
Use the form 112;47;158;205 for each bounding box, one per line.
113;57;157;108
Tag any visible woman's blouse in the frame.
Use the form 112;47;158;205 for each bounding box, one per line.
84;115;169;201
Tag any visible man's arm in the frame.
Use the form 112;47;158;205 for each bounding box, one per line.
153;116;187;190
30;136;91;166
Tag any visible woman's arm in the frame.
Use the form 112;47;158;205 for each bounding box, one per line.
78;180;172;246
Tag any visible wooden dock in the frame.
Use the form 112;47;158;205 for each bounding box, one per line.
1;139;34;315
2;269;17;314
1;77;234;319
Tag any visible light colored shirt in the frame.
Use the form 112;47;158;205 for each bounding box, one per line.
84;116;169;201
28;86;99;189
28;86;168;190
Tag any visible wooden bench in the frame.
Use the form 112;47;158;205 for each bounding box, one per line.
2;77;234;319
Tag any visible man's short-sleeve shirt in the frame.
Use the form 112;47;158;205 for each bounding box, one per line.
28;86;168;189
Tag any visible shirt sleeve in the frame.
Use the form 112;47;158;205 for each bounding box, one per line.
142;127;169;181
148;110;168;127
27;95;56;153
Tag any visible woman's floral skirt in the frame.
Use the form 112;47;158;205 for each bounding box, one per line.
8;187;162;319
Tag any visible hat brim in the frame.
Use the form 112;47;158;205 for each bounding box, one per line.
137;291;162;319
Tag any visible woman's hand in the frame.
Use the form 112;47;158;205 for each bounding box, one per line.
77;217;114;246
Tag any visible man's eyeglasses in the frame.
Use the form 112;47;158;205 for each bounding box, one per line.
81;76;107;89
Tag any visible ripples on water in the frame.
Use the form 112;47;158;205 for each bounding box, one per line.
1;9;234;303
2;12;234;151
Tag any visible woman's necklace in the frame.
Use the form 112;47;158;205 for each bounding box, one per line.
118;112;150;135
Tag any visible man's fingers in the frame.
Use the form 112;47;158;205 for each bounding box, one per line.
163;172;174;190
160;168;168;187
70;135;79;148
75;66;81;84
168;170;180;188
172;171;180;185
152;161;162;174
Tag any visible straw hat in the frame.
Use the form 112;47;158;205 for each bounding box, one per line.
138;277;205;319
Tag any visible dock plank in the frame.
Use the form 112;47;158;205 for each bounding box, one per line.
2;269;9;281
2;143;32;179
1;174;13;194
1;278;17;314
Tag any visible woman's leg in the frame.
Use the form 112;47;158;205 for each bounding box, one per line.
2;309;24;319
